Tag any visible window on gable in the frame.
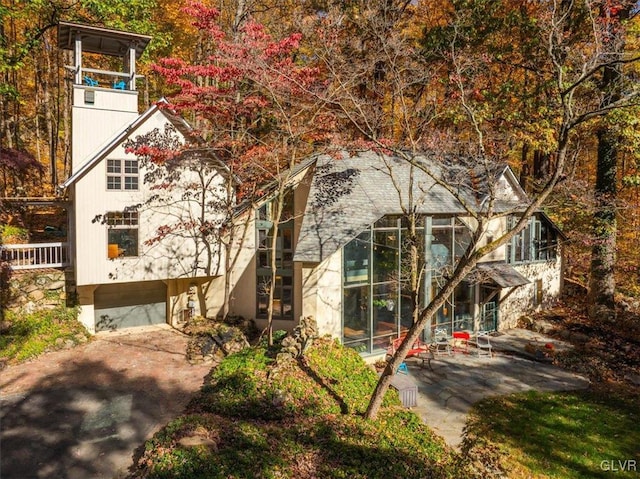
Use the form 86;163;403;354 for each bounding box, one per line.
107;159;138;191
507;214;558;264
106;211;139;258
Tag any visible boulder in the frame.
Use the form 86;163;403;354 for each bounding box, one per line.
185;321;249;365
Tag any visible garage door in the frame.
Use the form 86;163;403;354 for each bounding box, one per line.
94;281;167;331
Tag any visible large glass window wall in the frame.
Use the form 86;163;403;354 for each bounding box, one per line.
342;215;476;354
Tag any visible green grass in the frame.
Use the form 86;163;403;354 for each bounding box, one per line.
464;389;640;479
0;306;89;363
136;337;469;479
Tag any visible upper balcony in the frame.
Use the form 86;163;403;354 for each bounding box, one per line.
58;21;151;91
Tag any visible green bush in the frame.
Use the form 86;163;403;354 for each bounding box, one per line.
0;225;29;243
0;306;88;362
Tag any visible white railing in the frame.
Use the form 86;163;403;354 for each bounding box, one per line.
1;242;69;270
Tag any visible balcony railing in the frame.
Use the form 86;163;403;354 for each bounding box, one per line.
1;242;69;270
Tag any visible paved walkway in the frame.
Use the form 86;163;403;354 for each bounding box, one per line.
406;329;590;448
0;325;212;479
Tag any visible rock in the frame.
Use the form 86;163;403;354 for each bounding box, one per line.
277;316;318;361
272;389;288;408
0;321;12;333
177;435;217;450
46;280;65;291
624;373;640;386
28;290;45;302
23;302;36;314
23;284;39;294
532;319;555;335
570;331;590;344
186;324;249;364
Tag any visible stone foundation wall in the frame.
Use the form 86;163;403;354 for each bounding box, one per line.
6;269;68;312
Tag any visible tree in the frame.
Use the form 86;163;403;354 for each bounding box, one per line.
121;122;230;317
150;2;331;337
588;1;638;317
311;0;640;419
0;147;44;196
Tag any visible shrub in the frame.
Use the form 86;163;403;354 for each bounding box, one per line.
0;306;88;362
0;225;29;243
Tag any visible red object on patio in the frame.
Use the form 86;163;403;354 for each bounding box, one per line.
452;331;470;354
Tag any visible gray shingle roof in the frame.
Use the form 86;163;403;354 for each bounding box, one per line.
294;150;525;263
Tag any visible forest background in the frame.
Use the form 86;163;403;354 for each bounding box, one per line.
1;0;639;307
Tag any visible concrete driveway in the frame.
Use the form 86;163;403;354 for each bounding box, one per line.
0;325;212;479
407;330;590;448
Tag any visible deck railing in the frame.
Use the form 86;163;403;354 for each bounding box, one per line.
0;242;69;270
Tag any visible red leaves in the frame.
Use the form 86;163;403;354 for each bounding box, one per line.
0;147;44;175
150;0;330;202
182;1;224;40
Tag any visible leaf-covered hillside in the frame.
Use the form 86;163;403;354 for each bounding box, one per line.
133;338;473;479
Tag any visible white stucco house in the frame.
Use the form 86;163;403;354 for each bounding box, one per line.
225;151;565;356
58;22;565;356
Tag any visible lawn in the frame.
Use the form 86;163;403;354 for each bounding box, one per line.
463;388;640;479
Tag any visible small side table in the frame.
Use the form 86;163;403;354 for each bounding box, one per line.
389;373;418;408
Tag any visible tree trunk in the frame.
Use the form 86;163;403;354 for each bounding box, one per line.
588;127;617;314
587;3;630;318
266;188;285;347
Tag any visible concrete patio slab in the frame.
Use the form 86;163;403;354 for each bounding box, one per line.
403;330;590;449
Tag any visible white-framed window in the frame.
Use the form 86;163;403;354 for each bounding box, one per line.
107;159;139;191
506;214;558;264
106;211;139;258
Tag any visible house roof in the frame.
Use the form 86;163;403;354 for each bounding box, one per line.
476;262;530;288
233;154;319;217
58;21;152;59
293;150;528;263
61;99;229;189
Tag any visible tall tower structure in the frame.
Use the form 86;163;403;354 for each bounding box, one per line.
57;22;151;173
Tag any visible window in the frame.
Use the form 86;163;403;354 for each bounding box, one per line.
534;279;543;306
255;194;294;320
506;214;558;264
343;217;432;354
107;159;138;191
106;211;138;257
343;215;482;354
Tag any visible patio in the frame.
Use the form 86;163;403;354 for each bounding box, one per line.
402;329;590;448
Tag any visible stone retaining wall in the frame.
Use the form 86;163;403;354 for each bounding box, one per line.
6;269;68;312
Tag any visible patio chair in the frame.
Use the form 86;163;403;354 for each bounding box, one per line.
452;331;470;354
432;328;451;356
84;75;99;87
474;331;492;358
113;80;126;90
